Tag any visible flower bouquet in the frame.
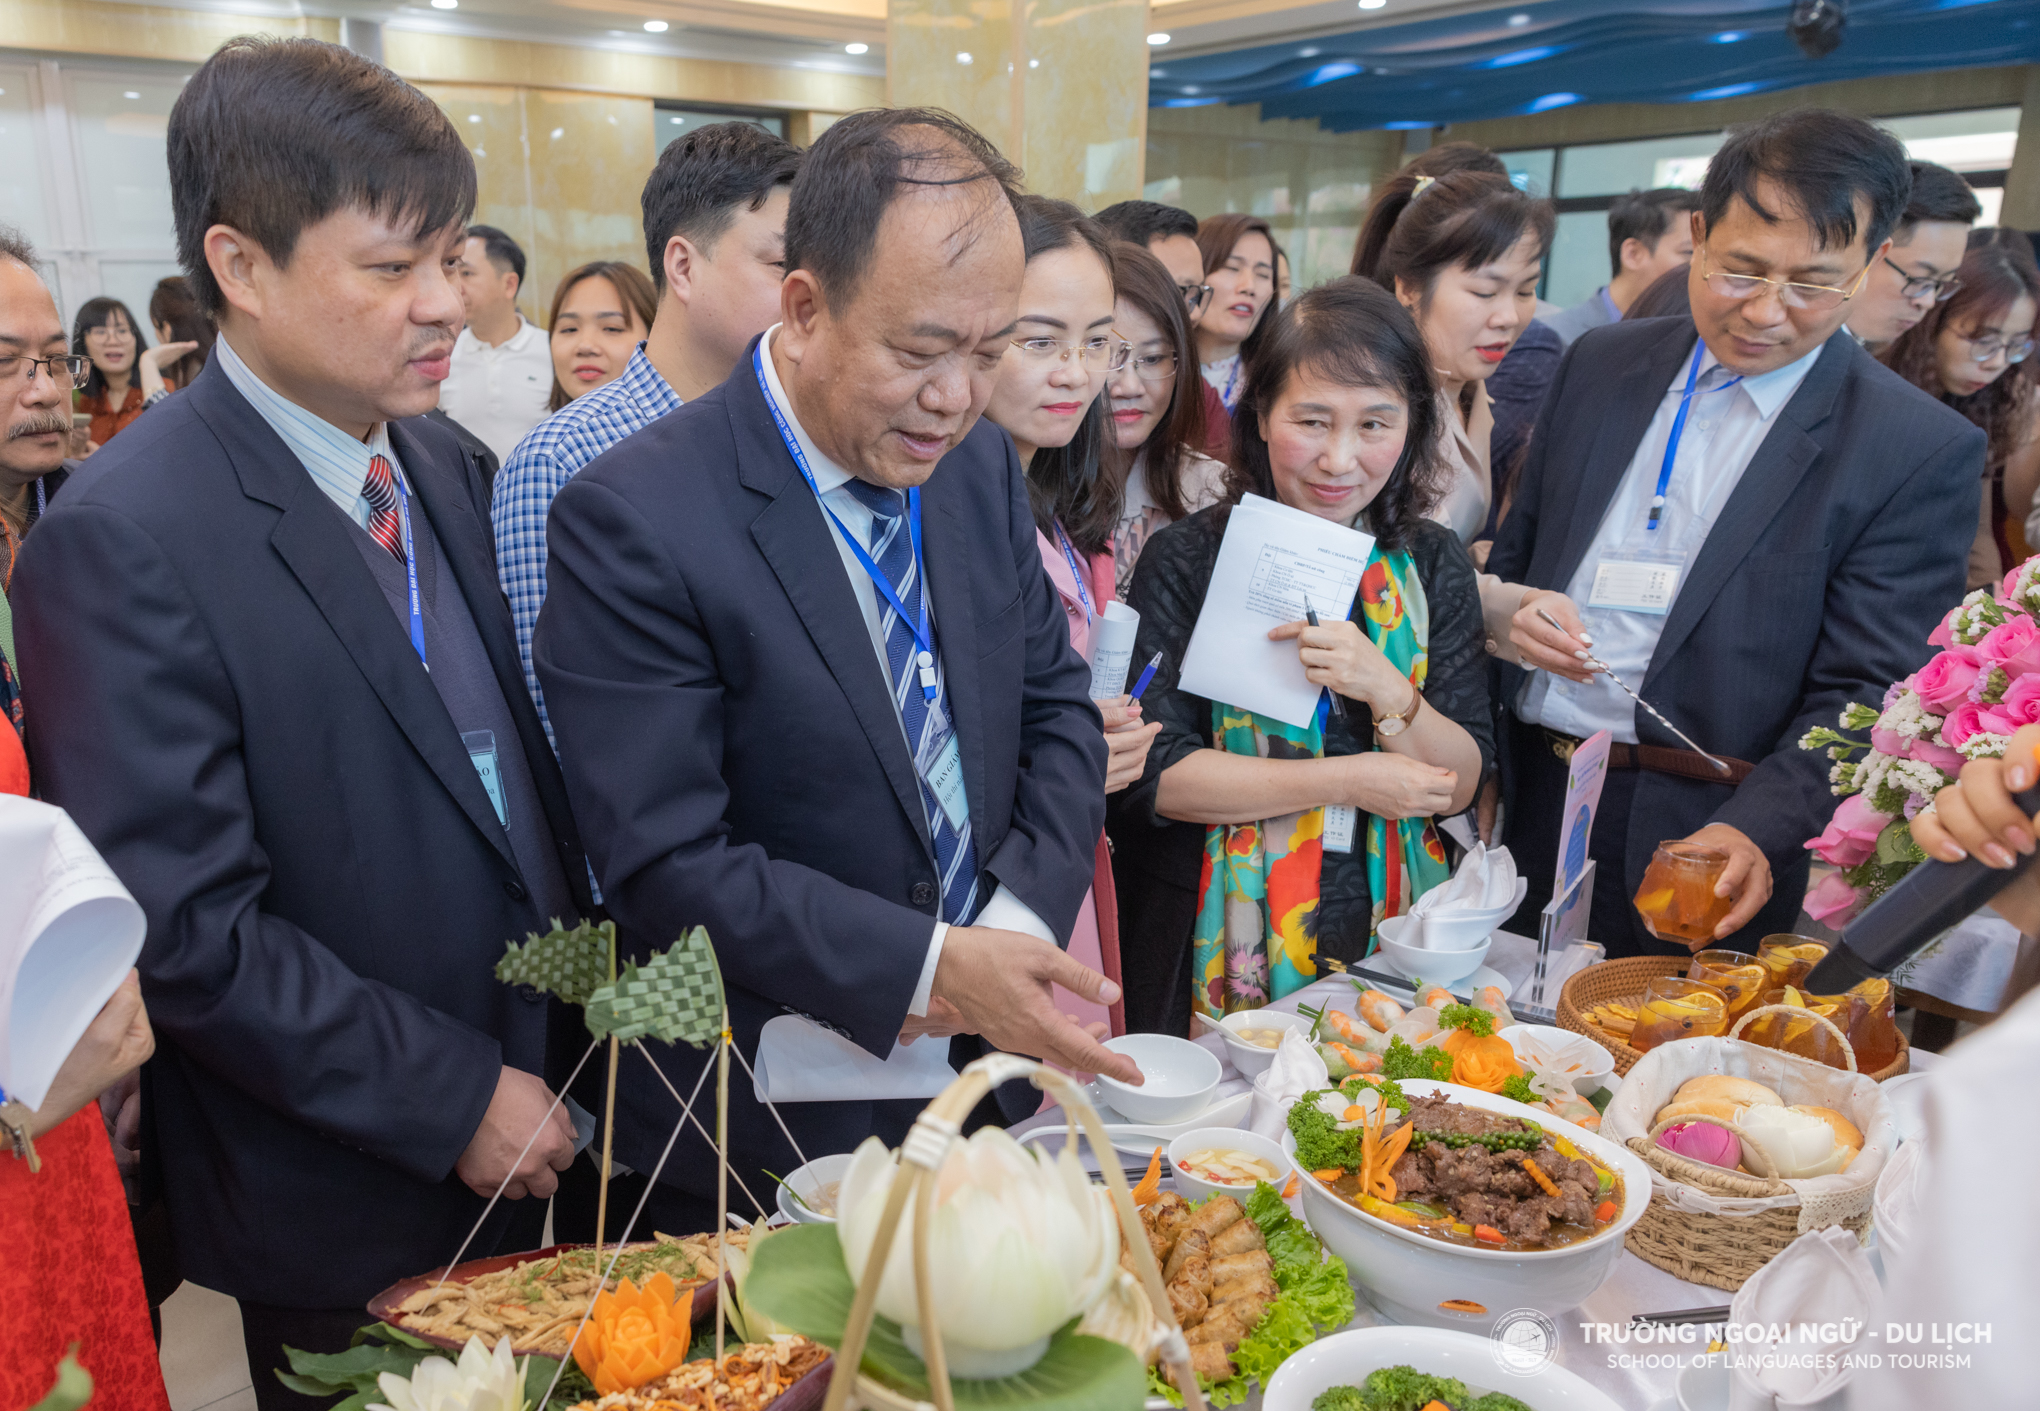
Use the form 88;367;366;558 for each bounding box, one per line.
1800;555;2040;924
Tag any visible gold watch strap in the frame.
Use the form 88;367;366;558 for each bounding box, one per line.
0;1099;41;1173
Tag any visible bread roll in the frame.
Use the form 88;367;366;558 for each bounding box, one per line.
1654;1097;1749;1126
1791;1105;1863;1152
1671;1075;1782;1109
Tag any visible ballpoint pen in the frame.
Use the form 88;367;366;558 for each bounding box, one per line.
1302;594;1346;718
1535;606;1731;775
1128;651;1164;702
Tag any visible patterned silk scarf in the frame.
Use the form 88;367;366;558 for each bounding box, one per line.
1189;543;1453;1017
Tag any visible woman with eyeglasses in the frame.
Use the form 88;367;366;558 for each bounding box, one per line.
1102;242;1230;598
1879;231;2040;589
983;194;1161;1037
70;298;158;453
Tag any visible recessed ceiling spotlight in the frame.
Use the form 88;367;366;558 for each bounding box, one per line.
1029;58;1039;67
956;51;973;63
123;90;141;99
1713;30;1746;43
1298;46;1320;57
1507;11;1531;24
643;19;669;32
1358;0;1386;9
845;42;868;54
1147;32;1170;46
467;113;481;122
431;0;457;9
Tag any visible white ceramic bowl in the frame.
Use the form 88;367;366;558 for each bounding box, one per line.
1165;1125;1294;1205
774;1152;856;1225
1283;1079;1652;1335
1261;1323;1625;1411
1096;1033;1222;1125
1676;1356;1731;1411
1500;1023;1617;1096
1216;1008;1315;1077
1375;914;1492;987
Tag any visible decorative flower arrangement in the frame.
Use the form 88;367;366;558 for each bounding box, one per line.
369;1335;528;1411
571;1272;694;1395
1800;555;2040;923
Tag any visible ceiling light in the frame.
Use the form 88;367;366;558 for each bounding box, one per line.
845;42;868;54
1358;0;1386;9
1029;58;1039;67
1713;30;1745;43
1507;11;1530;24
670;116;683;123
956;51;972;63
1147;32;1170;45
1298;46;1320;57
643;19;669;32
430;0;457;9
123;90;140;99
1527;91;1580;111
552;127;565;138
467;114;481;122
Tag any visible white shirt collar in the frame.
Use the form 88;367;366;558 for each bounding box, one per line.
757;324;854;495
1690;338;1825;422
214;332;397;525
457;314;537;355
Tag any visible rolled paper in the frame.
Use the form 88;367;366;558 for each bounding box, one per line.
1087;600;1141;700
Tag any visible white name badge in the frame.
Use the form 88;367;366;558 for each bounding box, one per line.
1587;556;1683;616
1322;804;1358;854
461;729;508;828
925;732;970;831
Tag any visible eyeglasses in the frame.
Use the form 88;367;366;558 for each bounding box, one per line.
1180;283;1213;316
1959;329;2035;364
1698;247;1871;312
1884;256;1963;303
1113;339;1179;383
0;354;91;389
1010;335;1131;371
83;323;134;341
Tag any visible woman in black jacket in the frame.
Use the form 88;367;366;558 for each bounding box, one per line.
1112;278;1495;1034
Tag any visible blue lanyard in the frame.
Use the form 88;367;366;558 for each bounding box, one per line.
1649;341;1743;532
1051;519;1094;628
753;342;938;702
392;464;427;671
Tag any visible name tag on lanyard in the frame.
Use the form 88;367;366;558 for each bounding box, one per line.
1322;803;1358;854
1587;555;1683;615
925;733;969;831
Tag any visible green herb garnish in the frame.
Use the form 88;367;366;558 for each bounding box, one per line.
1379;1036;1455;1082
1437;1003;1494;1036
1499;1073;1538;1105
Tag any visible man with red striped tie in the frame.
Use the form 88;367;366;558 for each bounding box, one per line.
11;38;591;1398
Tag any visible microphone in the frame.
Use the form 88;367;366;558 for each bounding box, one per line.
1807;773;2040;993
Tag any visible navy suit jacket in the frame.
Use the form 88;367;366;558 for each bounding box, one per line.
1489;318;1983;929
535;342;1106;1196
12;360;589;1307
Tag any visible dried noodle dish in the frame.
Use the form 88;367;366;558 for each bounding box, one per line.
568;1335;829;1411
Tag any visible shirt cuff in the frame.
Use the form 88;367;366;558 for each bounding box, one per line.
905;884;1054;1017
1478;573;1528;665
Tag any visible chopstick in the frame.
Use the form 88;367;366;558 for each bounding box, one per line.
1631;1306;1732;1327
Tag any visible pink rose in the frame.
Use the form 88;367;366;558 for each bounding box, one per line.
1908;733;1965;774
1805;871;1868;925
1978;705;2021;738
1929;614;1956;649
1870;724;1908;757
1991;673;2040;731
1805;793;1893;868
1976;615;2040;678
1943;701;1991;749
1913;650;1984;715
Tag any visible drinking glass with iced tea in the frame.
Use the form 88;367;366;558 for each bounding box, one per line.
1757;935;1830;991
1688;949;1766;1022
1741;987;1851;1068
1834;977;1901;1073
1630;976;1731;1053
1633;843;1734;944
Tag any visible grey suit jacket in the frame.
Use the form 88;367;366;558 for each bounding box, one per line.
1543;291;1615;348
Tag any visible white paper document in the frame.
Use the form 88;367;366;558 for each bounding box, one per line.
1086;601;1140;700
1178;494;1376;728
0;796;146;1113
751;1015;959;1103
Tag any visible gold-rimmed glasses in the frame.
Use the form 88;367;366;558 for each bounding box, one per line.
1697;246;1872;312
1114;337;1179;383
1010;334;1131;371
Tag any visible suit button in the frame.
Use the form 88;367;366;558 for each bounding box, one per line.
504;879;528;901
910;882;936;907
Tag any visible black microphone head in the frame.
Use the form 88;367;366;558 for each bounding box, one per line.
1804;941;1880;996
1789;0;1848;59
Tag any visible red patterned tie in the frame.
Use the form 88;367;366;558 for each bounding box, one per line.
361;454;406;563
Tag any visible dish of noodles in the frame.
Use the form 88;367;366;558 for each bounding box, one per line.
569;1335;831;1411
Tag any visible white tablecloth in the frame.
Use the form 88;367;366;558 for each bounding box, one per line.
1013;933;1939;1409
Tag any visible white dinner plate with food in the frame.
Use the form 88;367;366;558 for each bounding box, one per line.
1263;1324;1624;1410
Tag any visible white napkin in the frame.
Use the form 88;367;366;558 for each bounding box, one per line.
1870;1137;1924;1266
1726;1226;1877;1411
751;1015;959;1103
1247;1028;1329;1140
1407;843;1519;948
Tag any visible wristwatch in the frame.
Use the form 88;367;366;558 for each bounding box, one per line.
1374;684;1422;738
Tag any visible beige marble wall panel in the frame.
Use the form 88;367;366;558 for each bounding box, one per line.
1017;0;1147;208
420;84;541;307
0;0;335;63
522;89;657;314
887;0;1017;155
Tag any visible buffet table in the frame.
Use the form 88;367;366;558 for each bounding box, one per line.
1015;932;1939;1410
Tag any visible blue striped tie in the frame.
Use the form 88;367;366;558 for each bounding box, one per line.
842;480;980;925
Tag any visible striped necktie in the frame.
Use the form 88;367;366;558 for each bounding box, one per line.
361;454;405;563
842;479;980;925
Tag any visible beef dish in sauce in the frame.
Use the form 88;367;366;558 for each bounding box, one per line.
1328;1095;1620;1252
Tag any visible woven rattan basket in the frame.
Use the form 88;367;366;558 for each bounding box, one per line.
1557;958;1911;1081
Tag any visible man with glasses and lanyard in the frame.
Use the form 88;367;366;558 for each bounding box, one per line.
1484;109;1984;959
1846;160;1982;351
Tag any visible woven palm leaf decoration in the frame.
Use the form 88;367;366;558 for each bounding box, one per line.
494;917;613;1007
584;925;725;1047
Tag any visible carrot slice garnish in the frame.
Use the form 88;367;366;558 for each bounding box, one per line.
1131;1146;1163;1206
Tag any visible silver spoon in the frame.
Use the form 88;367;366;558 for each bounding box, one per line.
1535;607;1732;776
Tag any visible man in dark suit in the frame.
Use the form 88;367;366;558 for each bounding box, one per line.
537;109;1137;1234
1488;109;1985;958
11;39;587;1398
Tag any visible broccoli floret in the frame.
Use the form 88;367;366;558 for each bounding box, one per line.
1498;1073;1538;1105
1357;1365;1471;1411
1437;1002;1494;1036
1288;1092;1362;1172
1309;1388;1369;1411
1380;1036;1455;1082
1466;1394;1535;1411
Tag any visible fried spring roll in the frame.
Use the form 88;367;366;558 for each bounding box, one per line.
1182;1194;1244;1243
1150;1193;1193;1243
1162;1228;1209;1285
1188;1343;1236;1382
1208;1217;1266;1258
1185;1301;1255;1350
1208;1249;1274;1285
1209;1272;1279;1308
1164;1275;1208;1329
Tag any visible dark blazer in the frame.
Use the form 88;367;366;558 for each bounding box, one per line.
11;359;589;1307
1488;318;1983;932
536;342;1106;1198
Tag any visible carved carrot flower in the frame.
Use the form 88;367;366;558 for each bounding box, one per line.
571;1271;693;1394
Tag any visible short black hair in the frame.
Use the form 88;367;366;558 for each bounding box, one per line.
169;36;475;314
1897;160;1983;240
466;224;525;287
1698;108;1912;257
782;107;1020;311
640;121;800;291
1607;187;1700;277
1093;200;1198;248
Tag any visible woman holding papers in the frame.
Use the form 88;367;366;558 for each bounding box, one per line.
1104;241;1231;598
1111;278;1494;1032
985;194;1161;1034
1352;165;1554;550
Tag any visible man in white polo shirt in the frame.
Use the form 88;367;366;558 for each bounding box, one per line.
440;224;552;461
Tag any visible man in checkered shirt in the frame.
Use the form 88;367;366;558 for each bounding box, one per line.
495;122;799;740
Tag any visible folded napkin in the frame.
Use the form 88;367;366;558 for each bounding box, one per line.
1726;1226;1877;1411
1405;842;1519;949
1247;1028;1330;1140
1870;1136;1924;1266
751;1015;959;1103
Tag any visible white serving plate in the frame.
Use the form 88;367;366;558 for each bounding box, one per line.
1283;1078;1652;1334
1262;1324;1624;1411
1018;1086;1255;1158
